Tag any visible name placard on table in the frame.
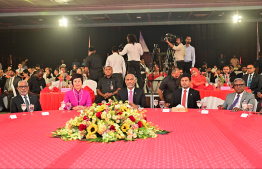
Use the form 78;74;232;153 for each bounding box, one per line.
42;112;50;116
9;115;17;119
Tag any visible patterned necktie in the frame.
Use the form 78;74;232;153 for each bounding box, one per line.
129;90;133;103
9;77;13;91
229;94;240;110
182;90;187;107
248;74;252;87
24;96;30;112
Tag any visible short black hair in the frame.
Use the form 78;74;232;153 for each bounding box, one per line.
223;65;230;69
23;69;30;76
71;74;83;85
181;73;191;81
247;64;255;68
9;68;16;73
242;65;247;68
35;64;40;67
89;46;96;52
127;34;138;45
54;68;59;72
4;69;8;73
112;46;118;52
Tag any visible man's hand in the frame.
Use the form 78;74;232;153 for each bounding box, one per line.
232;107;242;112
107;93;113;98
165;37;169;43
217;105;224;110
165;103;170;108
103;93;109;99
5;91;9;95
129;102;138;109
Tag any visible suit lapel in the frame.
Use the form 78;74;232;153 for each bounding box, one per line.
124;88;128;101
240;91;247;103
187;89;193;107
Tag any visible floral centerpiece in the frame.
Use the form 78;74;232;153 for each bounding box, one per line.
52;100;169;143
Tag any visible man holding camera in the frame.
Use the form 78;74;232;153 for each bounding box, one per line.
165;36;186;70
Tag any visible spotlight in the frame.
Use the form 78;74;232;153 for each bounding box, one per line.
233;11;242;23
59;17;67;27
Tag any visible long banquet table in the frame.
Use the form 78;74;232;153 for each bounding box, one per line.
0;109;262;168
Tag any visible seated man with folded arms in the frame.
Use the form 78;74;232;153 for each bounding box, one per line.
11;80;42;113
117;74;146;109
218;78;255;112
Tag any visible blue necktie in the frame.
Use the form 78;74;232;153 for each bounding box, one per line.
229;94;240;110
248;74;252;87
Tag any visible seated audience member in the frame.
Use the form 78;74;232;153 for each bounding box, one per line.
214;68;221;82
218;78;255;111
190;67;207;89
237;64;242;71
236;65;247;78
95;66;121;103
242;64;262;99
117;74;146;109
28;68;33;76
206;66;215;83
11;80;42;113
28;69;46;97
72;58;80;68
179;68;183;75
158;68;181;107
0;70;7;94
22;69;30;82
55;65;68;81
35;64;40;70
169;74;201;108
16;64;24;75
54;68;59;79
3;69;10;78
0;69;21;111
64;74;92;110
211;65;217;73
200;62;207;73
43;69;55;84
76;67;87;81
222;65;236;83
70;64;77;76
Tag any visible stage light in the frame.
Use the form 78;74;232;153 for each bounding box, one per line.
233;11;242;23
59;17;67;27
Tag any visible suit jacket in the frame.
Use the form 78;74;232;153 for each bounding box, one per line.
0;76;7;92
229;72;237;83
223;91;255;110
207;72;215;83
236;73;247;79
242;73;262;95
169;88;201;108
117;87;146;108
4;76;21;94
11;94;42;113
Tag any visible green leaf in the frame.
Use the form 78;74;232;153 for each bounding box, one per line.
156;130;170;135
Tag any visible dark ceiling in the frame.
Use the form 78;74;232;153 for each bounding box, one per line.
0;0;262;29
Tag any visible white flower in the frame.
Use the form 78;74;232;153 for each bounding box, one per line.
133;133;137;138
127;135;132;140
107;114;111;119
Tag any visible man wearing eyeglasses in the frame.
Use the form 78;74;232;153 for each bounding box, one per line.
218;78;255;111
11;80;42;113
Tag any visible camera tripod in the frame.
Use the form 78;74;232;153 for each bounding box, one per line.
163;45;175;74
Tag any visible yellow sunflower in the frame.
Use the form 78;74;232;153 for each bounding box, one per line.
87;123;98;134
121;123;129;132
142;121;148;129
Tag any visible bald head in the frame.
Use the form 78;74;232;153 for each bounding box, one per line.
171;68;181;79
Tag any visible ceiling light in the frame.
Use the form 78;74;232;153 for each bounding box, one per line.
233;10;242;23
59;17;67;27
136;16;141;19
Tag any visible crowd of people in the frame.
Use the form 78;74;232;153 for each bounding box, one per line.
1;33;262;113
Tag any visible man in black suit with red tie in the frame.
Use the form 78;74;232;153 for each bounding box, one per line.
117;74;146;108
169;74;201;108
11;80;42;113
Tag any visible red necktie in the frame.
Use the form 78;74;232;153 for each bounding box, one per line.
182;90;187;107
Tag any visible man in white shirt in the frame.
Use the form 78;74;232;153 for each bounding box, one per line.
165;36;186;70
105;46;126;88
184;36;195;74
16;64;24;75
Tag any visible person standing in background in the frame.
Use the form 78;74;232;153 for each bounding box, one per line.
184;36;195;74
230;55;239;68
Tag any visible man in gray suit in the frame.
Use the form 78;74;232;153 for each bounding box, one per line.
218;78;255;111
0;69;21;111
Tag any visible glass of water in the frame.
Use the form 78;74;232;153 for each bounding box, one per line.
202;102;207;110
242;100;248;111
153;99;158;110
196;100;202;112
21;104;26;112
29;104;34;115
159;101;165;109
247;104;253;116
66;103;71;112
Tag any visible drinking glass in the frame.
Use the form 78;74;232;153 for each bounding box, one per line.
159;101;165;109
21;104;26;112
153;99;158;110
29;104;34;115
202;102;207;110
196;100;202;112
66;103;71;112
242;100;248;111
247;104;253;116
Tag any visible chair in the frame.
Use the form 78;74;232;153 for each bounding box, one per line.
83;79;97;95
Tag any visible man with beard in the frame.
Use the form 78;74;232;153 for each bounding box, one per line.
206;67;215;83
184;36;196;74
236;65;247;78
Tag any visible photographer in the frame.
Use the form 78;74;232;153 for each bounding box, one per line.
165;36;185;70
119;34;143;89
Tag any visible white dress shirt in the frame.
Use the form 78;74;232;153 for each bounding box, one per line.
232;91;244;108
127;87;135;102
21;94;31;105
172;43;186;61
119;43;143;61
184;44;195;67
105;53;126;78
180;87;190;108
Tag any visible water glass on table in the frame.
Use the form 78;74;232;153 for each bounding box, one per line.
159;101;165;109
242;100;248;111
153;99;158;110
202;102;207;110
21;104;26;112
66;102;71;112
29;104;34;115
196;100;202;112
247;104;253;116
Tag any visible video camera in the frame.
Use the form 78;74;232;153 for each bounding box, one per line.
161;33;176;43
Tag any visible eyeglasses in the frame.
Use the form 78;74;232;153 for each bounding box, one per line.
234;84;244;87
18;86;29;89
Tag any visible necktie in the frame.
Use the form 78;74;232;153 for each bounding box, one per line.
229;94;240;110
248;74;252;87
129;90;133;103
9;78;13;91
24;96;30;112
182;90;187;107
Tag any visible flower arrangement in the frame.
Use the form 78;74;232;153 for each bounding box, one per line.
52;100;169;143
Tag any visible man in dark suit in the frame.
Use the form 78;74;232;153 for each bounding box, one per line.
0;70;7;94
223;65;236;83
236;65;247;78
169;74;201;108
242;64;262;99
117;74;146;108
11;80;42;113
206;67;215;83
0;69;21;111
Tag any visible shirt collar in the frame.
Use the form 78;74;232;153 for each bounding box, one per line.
21;94;29;98
127;87;135;93
249;72;254;76
236;91;244;97
184;44;191;48
182;87;190;93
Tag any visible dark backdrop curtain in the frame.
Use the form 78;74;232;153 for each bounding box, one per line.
0;23;261;70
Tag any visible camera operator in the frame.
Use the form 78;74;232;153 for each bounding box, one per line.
119;34;143;89
165;36;185;70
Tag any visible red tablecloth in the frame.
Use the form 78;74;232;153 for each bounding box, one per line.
0;109;262;168
198;89;252;100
